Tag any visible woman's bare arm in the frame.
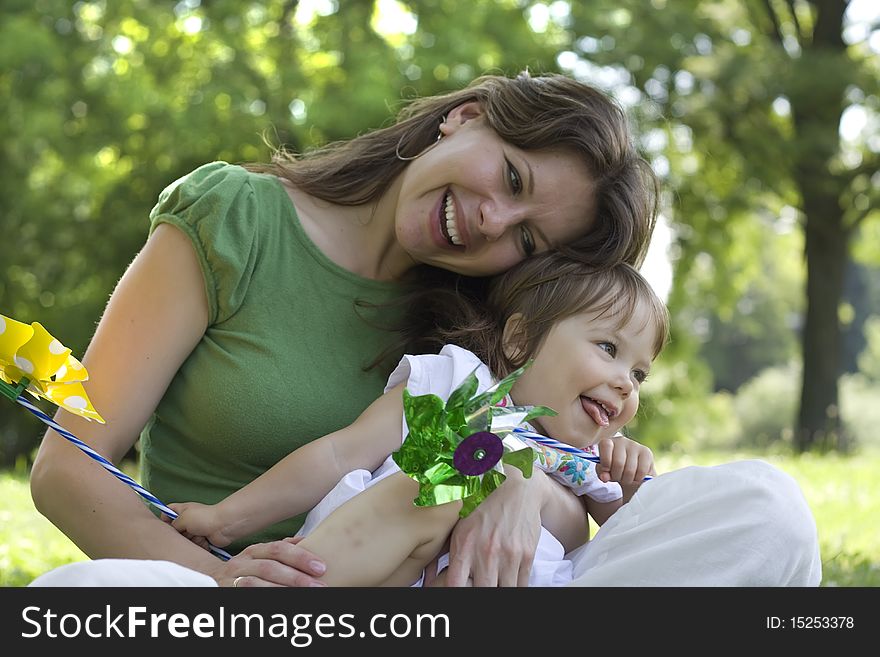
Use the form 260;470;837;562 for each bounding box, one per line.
29;224;324;585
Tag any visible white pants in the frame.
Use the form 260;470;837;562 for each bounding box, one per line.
566;459;822;586
29;459;822;587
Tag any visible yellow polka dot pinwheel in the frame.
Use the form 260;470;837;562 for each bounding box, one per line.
0;311;232;560
0;313;103;422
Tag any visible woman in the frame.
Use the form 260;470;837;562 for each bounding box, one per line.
30;71;658;587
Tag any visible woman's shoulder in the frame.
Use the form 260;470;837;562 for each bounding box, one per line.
152;162;279;211
147;162;288;324
149;161;292;239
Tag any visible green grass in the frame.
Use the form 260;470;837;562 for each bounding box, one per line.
0;471;87;587
2;449;878;587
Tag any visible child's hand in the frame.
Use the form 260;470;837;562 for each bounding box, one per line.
595;435;655;489
166;502;234;548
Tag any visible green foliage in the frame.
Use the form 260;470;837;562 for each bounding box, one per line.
628;355;740;453
840;373;880;451
852;214;880;265
856;316;880;383
698;229;804;392
732;363;800;449
638;349;880;455
715;362;880;453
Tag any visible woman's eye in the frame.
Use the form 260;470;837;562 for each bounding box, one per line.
520;226;535;255
598;342;617;357
506;159;523;194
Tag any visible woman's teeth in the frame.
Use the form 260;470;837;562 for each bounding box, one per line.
445;193;462;246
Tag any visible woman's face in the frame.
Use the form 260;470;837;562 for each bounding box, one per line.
393;102;596;277
508;297;658;450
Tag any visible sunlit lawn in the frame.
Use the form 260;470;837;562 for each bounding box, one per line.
2;449;878;587
0;470;87;587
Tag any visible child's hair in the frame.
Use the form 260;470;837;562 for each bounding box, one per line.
425;252;670;378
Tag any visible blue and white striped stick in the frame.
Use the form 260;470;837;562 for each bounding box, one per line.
16;394;232;561
512;427;653;481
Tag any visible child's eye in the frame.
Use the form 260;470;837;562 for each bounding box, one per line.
633;369;648;384
597;342;617;357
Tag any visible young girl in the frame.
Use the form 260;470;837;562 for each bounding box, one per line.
169;253;668;586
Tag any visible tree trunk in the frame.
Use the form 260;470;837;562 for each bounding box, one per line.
797;196;848;451
791;0;850;452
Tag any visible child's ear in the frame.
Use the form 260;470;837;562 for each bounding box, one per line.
501;313;527;364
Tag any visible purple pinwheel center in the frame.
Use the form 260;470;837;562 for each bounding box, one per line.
453;431;503;476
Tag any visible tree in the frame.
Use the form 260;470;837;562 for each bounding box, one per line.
563;0;879;451
772;0;878;451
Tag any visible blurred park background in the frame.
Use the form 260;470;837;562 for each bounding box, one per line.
1;0;878;585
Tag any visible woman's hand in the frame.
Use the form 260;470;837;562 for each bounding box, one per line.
441;468;544;587
207;536;328;587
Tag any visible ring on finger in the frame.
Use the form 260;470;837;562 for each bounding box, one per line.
233;576;244;588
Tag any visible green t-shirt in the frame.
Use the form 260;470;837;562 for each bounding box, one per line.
144;162;406;553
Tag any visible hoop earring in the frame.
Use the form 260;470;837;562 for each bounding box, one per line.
395;118;445;161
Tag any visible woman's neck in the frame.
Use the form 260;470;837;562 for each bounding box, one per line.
279;176;414;281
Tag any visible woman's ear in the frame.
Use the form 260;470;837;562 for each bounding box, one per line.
501;313;527;364
440;101;484;136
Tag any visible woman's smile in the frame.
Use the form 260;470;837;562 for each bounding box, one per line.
436;189;466;250
442;191;465;247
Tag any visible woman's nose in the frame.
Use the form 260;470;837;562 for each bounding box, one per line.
478;201;517;242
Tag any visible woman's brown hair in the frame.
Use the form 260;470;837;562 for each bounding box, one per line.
248;71;658;269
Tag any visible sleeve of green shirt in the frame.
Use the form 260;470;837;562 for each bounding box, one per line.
149;161;259;325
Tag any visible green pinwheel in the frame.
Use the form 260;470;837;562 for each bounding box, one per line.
391;361;556;517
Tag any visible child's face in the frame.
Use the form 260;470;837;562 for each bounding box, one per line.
509;299;658;449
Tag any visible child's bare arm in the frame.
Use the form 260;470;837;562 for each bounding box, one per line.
541;434;658;539
170;383;407;546
536;474;592;552
296;471;462;587
584;497;622;527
